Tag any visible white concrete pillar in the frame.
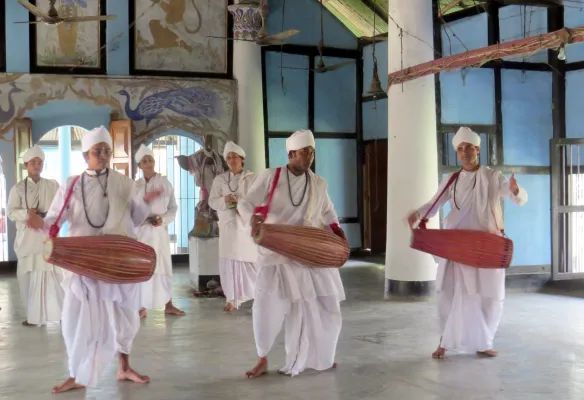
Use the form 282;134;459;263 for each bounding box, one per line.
229;1;266;173
386;0;438;297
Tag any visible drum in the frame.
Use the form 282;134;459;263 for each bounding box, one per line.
254;223;349;268
44;235;156;283
411;228;513;268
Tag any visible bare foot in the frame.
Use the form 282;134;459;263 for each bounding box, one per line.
22;320;34;327
331;362;337;369
139;308;147;319
51;377;84;394
164;302;185;316
117;368;151;383
432;346;446;359
224;302;236;312
246;358;268;378
477;349;498;358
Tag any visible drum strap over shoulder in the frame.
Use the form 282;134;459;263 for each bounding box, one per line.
418;170;461;229
49;175;81;239
253;167;282;219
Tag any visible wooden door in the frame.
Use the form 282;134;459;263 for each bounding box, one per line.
13;118;32;181
362;139;387;254
109;119;132;177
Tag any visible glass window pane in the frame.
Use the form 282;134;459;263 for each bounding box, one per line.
505;174;550;266
440;69;495;125
502;70;552;166
499;5;548;63
363;99;387;141
441;13;488;56
314;57;356;133
266;52;309;132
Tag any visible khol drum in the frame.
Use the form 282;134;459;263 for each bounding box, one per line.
44;235;156;284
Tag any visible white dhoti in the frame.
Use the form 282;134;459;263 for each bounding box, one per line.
138;223;173;310
17;254;64;325
438;263;504;352
61;274;141;386
219;258;257;308
252;262;344;376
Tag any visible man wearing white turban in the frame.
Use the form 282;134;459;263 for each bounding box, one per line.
209;141;258;312
30;126;161;393
408;126;528;359
134;144;185;318
238;129;347;378
7;145;63;326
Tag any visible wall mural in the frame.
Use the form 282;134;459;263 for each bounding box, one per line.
132;0;228;74
34;0;103;69
0;73;237;146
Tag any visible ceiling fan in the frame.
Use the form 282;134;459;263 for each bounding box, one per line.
209;0;299;46
15;0;116;25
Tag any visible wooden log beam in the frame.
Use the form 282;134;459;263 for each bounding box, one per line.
388;26;583;86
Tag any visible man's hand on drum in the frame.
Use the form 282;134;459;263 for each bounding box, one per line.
26;210;44;230
251;214;265;237
144;189;163;204
407;211;420;229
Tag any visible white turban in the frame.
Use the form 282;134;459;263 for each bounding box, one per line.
452;126;480;150
22;145;45;163
286;129;316;152
223;141;246;159
135;144;154;164
82;126;113;152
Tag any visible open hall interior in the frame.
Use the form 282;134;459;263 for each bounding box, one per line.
0;0;583;399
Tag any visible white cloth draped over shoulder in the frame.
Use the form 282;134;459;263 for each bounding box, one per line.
209;170;258;307
7;177;63;325
44;169;150;386
134;173;177;310
209;170;257;261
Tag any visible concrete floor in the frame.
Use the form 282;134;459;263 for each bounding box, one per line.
1;262;584;400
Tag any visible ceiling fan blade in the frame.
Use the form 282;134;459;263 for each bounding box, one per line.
17;0;48;19
264;29;300;42
63;15;117;23
317;60;354;73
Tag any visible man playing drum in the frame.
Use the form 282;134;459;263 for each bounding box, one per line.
238;129;347;378
407;126;528;359
29;126;161;393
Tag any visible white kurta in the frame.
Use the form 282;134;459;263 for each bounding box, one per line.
238;167;345;375
7;177;64;325
45;169;150;386
134;174;177;310
209;170;258;308
417;166;528;352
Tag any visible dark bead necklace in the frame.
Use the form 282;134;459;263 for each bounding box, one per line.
227;171;241;193
81;169;109;229
453;167;478;210
286;167;309;207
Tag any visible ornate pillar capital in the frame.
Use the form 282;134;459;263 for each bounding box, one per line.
228;1;263;41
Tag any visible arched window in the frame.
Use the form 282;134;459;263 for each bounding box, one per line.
138;135;202;255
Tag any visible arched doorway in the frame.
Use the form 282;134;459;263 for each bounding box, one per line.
138;134;202;255
37;126;90;184
0;155;8;262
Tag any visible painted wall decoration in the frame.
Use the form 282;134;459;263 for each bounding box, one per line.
0;73;237;146
33;0;104;70
131;0;228;74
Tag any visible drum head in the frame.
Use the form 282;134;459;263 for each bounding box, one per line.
42;239;54;263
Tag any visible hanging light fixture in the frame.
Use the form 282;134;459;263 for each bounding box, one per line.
367;10;386;99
